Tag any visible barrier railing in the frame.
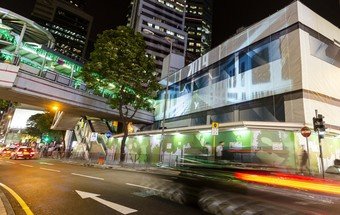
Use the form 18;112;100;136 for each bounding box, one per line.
0;57;111;99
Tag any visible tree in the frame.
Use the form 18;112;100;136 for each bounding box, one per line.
24;112;63;143
82;26;160;162
0;99;10;110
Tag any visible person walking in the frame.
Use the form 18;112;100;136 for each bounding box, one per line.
216;141;224;161
300;149;310;174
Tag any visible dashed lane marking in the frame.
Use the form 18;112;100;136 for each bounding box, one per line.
0;183;34;215
126;183;160;192
39;162;54;165
20;164;34;168
40;168;60;173
5;161;15;164
71;173;104;181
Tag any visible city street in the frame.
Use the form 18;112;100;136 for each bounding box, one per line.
1;158;340;215
0;158;207;215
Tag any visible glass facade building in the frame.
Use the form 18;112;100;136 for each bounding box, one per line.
185;0;213;64
153;1;340;130
128;0;187;78
31;0;93;62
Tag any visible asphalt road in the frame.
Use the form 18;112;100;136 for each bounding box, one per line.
0;158;339;215
0;158;208;215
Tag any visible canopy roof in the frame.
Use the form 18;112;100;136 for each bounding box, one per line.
0;7;54;46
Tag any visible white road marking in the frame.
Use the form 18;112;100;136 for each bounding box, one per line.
20;164;33;168
126;183;160;191
40;167;60;172
39;162;54;165
76;190;137;214
71;173;104;181
6;161;15;164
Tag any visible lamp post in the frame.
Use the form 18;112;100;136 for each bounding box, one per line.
142;29;174;162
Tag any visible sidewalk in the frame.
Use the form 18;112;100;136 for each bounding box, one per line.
0;189;14;215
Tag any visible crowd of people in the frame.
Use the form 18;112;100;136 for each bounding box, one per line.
38;140;65;159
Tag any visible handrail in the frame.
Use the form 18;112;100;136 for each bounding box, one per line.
15;63;114;99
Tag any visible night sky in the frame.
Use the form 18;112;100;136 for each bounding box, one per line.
0;0;339;49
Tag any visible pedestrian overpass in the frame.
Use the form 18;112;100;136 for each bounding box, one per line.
0;62;154;130
0;7;154;131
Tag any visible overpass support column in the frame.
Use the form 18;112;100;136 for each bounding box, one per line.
14;23;27;57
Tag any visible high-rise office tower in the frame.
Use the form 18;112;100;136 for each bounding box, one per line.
31;0;93;62
185;0;212;63
128;0;187;79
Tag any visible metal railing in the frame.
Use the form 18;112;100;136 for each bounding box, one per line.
0;57;112;99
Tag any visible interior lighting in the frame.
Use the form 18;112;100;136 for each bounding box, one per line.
199;130;211;134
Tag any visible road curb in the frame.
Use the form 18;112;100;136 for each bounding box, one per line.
0;189;15;215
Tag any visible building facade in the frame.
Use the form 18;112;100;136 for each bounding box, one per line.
185;0;213;64
31;0;93;62
128;0;187;78
153;1;340;131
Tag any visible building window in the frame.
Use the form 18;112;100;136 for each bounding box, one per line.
309;35;340;68
239;37;281;73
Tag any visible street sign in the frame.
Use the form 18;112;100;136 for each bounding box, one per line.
211;122;219;136
300;126;311;138
105;131;113;138
212;122;219;128
90;132;98;141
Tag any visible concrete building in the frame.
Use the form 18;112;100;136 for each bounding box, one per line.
104;1;339;174
153;1;340;131
185;0;213;64
128;0;187;79
31;0;93;62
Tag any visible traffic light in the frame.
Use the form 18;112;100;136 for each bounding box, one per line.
42;134;51;143
313;114;326;133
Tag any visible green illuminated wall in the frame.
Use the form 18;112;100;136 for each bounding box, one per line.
103;128;340;173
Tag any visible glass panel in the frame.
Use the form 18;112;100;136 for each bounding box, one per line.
193;74;209;91
239;38;281;73
309;35;340;68
219;54;235;81
179;79;191;95
239;49;251;73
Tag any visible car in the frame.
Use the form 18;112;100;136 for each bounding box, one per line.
0;147;16;157
10;147;35;160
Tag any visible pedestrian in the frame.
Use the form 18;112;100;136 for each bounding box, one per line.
300;149;309;174
216;141;224;161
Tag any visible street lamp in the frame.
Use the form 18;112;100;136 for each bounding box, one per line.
142;28;175;162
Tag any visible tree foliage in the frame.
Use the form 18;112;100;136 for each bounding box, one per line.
82;26;160;162
24;112;63;142
0;99;10;110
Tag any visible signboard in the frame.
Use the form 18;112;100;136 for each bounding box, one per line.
105;131;113;138
300;126;311;138
211;122;219;136
230;142;242;149
90;132;98;141
272;142;283;150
